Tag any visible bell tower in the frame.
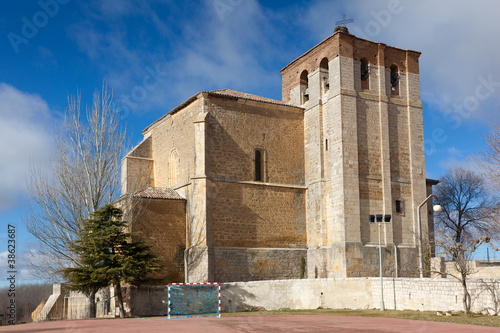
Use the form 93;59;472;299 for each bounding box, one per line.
281;26;428;278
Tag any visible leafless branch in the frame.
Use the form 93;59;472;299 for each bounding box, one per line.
24;81;128;281
435;168;500;244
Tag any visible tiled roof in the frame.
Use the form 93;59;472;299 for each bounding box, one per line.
143;88;301;134
207;89;294;107
133;187;185;200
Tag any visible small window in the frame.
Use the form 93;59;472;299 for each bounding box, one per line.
320;58;329;95
395;199;404;214
300;70;309;104
360;58;369;89
390;65;399;95
169;149;180;187
255;149;265;181
325;139;328;151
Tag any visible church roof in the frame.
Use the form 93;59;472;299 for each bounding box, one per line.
132;187;185;200
143;88;301;134
207;89;293;107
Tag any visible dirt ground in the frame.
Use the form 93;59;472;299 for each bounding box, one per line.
0;315;497;333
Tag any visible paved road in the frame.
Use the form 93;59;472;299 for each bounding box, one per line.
0;315;497;332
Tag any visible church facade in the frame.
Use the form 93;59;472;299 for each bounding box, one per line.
121;26;434;283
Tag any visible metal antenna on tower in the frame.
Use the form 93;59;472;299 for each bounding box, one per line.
336;14;354;26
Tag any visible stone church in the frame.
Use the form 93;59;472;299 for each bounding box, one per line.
120;26;436;283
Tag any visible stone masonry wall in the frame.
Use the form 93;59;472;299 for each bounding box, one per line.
121;134;154;194
298;30;425;279
202;98;306;282
214;247;307;282
210;181;306;249
148;98;201;189
388;103;410;181
206;98;304;184
121;157;154;194
281;31;420;105
131;198;186;283
281;34;339;104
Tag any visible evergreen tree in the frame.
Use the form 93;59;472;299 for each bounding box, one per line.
60;204;161;318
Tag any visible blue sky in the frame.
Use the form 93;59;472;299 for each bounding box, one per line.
1;0;500;284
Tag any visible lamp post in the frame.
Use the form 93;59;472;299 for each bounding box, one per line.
417;194;442;278
369;213;391;311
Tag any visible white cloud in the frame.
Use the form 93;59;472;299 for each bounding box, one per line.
65;0;500;127
0;84;54;210
66;2;172;113
438;156;481;174
66;0;290;115
0;251;6;268
447;146;465;157
153;0;291;104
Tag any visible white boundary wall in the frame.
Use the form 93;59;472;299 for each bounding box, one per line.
221;278;500;314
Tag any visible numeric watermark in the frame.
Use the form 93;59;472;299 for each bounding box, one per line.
6;224;16;325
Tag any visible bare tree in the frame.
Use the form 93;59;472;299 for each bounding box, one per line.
477;122;500;190
24;82;127;317
436;230;500;315
477;278;500;316
434;168;500;245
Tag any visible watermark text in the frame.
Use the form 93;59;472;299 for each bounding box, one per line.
6;224;16;325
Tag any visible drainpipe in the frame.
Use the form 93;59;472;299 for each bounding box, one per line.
394;243;398;278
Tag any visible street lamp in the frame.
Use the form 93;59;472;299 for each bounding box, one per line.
369;213;391;311
417;194;442;278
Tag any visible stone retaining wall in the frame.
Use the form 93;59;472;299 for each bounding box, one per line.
58;277;500;318
221;277;500;314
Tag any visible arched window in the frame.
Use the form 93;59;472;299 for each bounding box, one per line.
319;57;329;70
360;58;369;89
320;57;329;95
390;65;399;95
169;149;179;187
300;70;309;104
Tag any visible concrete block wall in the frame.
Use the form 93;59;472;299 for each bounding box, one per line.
33;284;67;322
432;257;500;280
